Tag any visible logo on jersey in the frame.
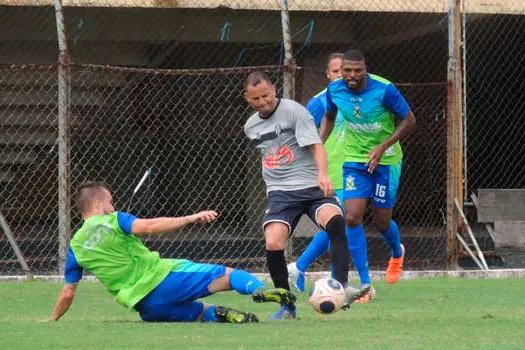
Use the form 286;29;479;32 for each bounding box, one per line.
263;145;294;169
345;175;356;191
353;105;362;118
275;123;282;136
82;224;112;250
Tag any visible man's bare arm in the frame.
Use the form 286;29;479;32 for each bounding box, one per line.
367;111;416;173
131;210;218;236
380;111;416;151
48;283;78;321
309;143;333;197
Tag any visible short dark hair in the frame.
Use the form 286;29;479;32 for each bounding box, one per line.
326;52;344;68
244;71;273;91
343;49;366;62
76;181;111;214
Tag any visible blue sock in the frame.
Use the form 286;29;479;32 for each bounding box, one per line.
346;225;371;286
202;305;218;322
381;220;403;258
229;269;264;295
296;230;330;272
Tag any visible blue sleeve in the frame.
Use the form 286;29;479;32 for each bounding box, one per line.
64;247;83;284
117;211;137;235
306;97;326;128
383;83;411;119
325;87;338;114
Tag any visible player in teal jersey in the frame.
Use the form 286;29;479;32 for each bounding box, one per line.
320;49;416;285
44;182;296;323
288;53;375;303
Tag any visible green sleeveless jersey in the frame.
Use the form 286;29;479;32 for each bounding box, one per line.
307;89;345;190
70;212;179;310
323;113;345;190
326;74;411;165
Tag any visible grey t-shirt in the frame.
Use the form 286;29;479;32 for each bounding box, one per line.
244;98;321;192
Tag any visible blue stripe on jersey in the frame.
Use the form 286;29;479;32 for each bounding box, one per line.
307;88;329;127
64;247;83;284
383;83;410;119
306;93;327;128
117;211;137;235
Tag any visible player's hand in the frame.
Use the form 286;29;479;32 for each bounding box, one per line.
318;173;334;197
190;210;219;224
367;145;386;173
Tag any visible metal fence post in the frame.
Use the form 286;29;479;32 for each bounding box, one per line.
280;0;295;99
55;0;71;274
280;0;296;259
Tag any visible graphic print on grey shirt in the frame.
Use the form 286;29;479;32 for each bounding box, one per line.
244;99;321;192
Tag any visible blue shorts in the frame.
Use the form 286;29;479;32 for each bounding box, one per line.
342;161;402;209
263;186;342;235
135;260;226;322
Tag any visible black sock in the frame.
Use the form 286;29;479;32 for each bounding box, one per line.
325;215;350;286
266;249;290;290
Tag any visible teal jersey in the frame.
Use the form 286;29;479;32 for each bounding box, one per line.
68;212;183;310
326;74;411;165
307;88;345;190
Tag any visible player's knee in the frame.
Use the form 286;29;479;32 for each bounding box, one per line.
373;210;391;231
345;213;362;227
264;225;288;250
265;236;286;250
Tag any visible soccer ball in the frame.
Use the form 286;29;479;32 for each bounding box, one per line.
309;277;347;314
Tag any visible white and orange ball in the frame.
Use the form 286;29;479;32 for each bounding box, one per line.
309;278;346;314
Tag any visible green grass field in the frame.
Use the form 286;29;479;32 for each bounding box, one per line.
1;278;524;349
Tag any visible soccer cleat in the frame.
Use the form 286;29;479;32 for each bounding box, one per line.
269;305;297;320
287;262;306;292
341;285;372;310
386;244;405;284
354;285;376;304
214;306;259;324
252;287;297;306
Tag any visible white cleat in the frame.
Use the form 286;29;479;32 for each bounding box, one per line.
287;262;306;292
341;285;372;310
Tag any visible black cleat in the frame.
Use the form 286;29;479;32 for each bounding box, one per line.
214;306;259;324
252;287;297;306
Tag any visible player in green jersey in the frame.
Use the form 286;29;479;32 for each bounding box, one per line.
44;182;296;323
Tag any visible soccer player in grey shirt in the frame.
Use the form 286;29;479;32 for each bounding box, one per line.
244;71;361;319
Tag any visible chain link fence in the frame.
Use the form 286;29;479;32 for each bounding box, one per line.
69;64;283;272
465;5;525;193
0;4;60;274
288;1;449;270
0;1;523;275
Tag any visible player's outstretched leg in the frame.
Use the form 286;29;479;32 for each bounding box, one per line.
288;230;330;292
252;287;297;320
212;306;259;324
324;215;351;287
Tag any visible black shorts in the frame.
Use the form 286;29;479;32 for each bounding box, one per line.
262;186;342;236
